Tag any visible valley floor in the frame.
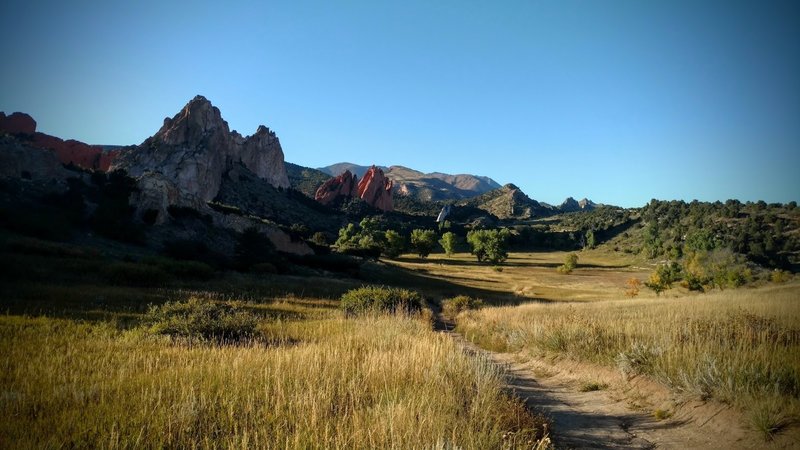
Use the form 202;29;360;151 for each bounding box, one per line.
2;237;799;448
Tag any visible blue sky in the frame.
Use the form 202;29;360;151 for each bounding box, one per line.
1;0;798;207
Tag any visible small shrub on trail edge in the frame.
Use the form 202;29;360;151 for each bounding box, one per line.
442;295;484;319
145;297;260;343
340;286;423;316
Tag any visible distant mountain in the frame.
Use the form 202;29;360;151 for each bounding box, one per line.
559;196;597;212
319;162;501;202
318;163;384;179
459;183;556;220
387;165;501;201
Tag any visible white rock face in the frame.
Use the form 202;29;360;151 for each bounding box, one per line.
112;95;289;202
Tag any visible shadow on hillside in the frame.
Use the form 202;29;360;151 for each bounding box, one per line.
393;256;629;270
361;260;550;306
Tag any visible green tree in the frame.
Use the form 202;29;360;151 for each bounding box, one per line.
466;229;510;264
382;230;406;259
410;229;438;258
557;253;579;274
585;230;596;249
439;231;459;257
335;223;361;250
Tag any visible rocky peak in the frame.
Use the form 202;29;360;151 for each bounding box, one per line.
560;196;580;211
358;166;393;212
560;196;596;212
154;95;230;146
578;198;596;209
113;95;290;201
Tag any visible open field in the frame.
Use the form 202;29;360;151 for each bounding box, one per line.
385;250;800;442
383;250;653;302
0;298;548;449
2;235;799;447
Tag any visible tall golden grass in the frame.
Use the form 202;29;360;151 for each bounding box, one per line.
455;283;800;437
0;308;548;449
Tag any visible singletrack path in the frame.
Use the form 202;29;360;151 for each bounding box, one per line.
432;310;796;449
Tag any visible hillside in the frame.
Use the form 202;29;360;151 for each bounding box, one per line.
387;165;501;201
460;183;555;220
285;162;331;198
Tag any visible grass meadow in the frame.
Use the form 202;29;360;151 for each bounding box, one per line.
2;234;797;446
387;250;800;440
455;284;800;439
0;237;550;450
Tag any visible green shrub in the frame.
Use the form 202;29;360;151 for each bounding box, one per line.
340;286;423;316
771;270;791;283
442;295;484;319
103;262;171;286
144;298;260;342
557;253;579;274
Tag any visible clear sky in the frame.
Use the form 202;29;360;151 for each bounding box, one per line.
1;0;798;207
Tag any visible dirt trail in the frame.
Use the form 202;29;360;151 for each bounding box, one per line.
433;313;797;449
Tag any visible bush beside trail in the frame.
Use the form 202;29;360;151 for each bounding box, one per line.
340;286;424;316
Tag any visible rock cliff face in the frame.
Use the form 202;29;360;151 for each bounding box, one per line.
0;134;71;181
313;166;393;211
358;166;393;212
112;95;290;202
314;170;359;205
0;112;118;171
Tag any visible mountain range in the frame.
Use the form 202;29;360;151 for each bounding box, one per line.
1;95;599;256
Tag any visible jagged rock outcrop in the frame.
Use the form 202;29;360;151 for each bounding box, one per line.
314;170;359;205
560;196;596;212
460;183;554;220
357;166;393;212
0;111;118;171
0;112;36;134
578;198;597;210
112;95;290;202
313;165;393;211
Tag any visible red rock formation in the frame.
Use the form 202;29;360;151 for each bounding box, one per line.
31;134;119;171
314;170;359;205
0;112;36;134
358;166;393;212
0;111;119;171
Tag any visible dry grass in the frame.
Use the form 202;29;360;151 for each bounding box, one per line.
455;283;800;439
383;250;650;302
0;301;549;449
